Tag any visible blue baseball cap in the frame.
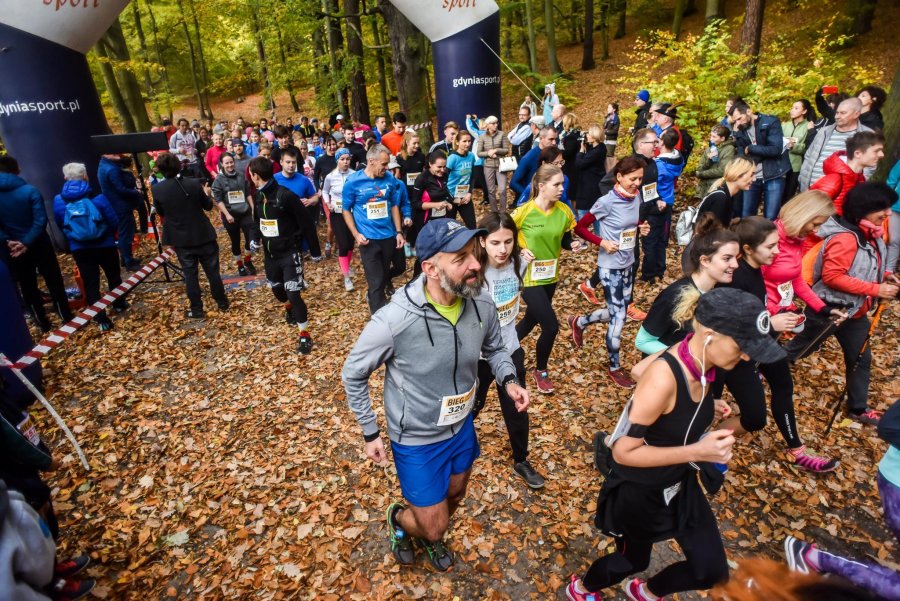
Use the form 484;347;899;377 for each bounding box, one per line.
335;148;350;159
636;89;650;102
416;219;486;262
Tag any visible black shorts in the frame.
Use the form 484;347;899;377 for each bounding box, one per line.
265;251;307;292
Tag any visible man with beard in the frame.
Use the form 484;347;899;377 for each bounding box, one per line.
342;218;529;572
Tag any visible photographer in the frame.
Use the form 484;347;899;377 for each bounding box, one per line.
574;126;608;232
561;113;582;200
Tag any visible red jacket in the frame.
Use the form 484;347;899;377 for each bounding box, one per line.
761;219;826;315
810;151;865;216
205;145;227;179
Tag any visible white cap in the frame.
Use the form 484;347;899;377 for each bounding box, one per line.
336;114;344;120
529;116;546;127
387;155;400;170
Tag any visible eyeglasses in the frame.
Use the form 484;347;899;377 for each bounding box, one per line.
639;140;660;145
552;159;565;166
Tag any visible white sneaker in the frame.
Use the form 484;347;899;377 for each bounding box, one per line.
344;276;355;291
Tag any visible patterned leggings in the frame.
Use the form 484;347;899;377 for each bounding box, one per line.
818;472;900;600
575;266;633;370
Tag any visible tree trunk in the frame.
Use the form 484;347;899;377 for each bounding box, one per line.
739;0;765;78
323;0;348;114
614;0;627;39
188;0;212;119
145;0;172;122
545;0;562;74
502;9;513;60
705;0;725;23
94;42;136;132
845;0;876;36
672;0;688;39
598;0;610;60
524;0;538;73
131;1;160;123
250;4;275;115
582;0;595;70
274;20;300;113
345;0;371;124
311;20;326;102
684;0;698;16
378;0;433;148
366;0;390;116
101;18;153;132
175;0;205;119
873;61;900;182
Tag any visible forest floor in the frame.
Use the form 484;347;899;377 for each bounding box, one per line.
34;1;900;599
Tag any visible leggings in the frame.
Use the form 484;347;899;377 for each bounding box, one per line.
577;267;633;370
589;244;640;291
817;472;900;599
474;347;529;463
456;201;477;229
713;357;802;448
329;211;355;257
516;283;558;371
582;492;728;595
266;252;308;325
223;211;255;256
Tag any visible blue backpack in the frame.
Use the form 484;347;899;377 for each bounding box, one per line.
63;198;107;242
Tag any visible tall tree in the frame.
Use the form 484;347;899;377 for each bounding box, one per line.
99;18;153;132
739;0;765;78
251;7;275;115
188;0;212;119
130;1;160;123
705;0;725;23
344;0;371;124
323;0;349;114
524;0;538;73
94;42;137;132
672;0;688;39
844;0;876;36
873;61;900;182
175;0;207;118
613;0;627;39
378;0;433;147
273;19;300;113
544;0;563;74
144;0;172;122
582;0;595;70
366;0;390;116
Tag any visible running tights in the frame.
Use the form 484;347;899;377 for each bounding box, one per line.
577;267;633;370
516;283;558;371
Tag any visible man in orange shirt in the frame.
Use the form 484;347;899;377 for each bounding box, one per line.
380;112;408;156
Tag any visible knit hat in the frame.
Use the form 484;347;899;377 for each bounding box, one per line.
636;90;651;102
335;148;350;159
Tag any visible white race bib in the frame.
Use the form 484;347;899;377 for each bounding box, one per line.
406;172;420;186
530;259;558;281
663;482;681;506
642;182;659;201
454;184;470;199
431;206;447;217
227;190;244;206
17;414;40;447
260;219;280;238
777;281;794;307
354;130;364;140
436;381;477;426
496;296;520;326
366;200;389;220
618;227;637;251
332;199;342;213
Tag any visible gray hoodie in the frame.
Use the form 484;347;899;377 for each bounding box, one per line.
342;275;516;445
0;484;55;601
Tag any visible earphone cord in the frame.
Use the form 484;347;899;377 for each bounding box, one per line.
685;335;712;467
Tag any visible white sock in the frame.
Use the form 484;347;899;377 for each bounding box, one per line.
297;321;309;331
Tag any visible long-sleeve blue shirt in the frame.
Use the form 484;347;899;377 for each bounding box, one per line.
342;170;408;240
510;146;541;197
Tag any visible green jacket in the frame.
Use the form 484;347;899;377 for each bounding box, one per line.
695;139;736;199
781;120;810;173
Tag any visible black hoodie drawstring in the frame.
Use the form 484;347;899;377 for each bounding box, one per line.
423;308;435;346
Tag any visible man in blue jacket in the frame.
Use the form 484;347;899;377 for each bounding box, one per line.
97;153;144;271
0;156;74;331
509;126;558;202
729;101;792;219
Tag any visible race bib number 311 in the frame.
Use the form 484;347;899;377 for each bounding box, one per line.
436;382;477;426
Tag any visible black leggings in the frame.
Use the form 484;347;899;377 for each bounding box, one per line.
330;211;354;257
474;347;529;463
456;201;477;229
714;358;801;448
582;493;728;595
223;211;255;256
265;252;308;324
72;246;126;322
516;283;558;371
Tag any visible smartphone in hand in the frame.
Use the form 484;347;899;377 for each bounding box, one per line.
822;85;839;95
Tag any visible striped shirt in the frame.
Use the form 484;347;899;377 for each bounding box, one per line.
809;128;857;184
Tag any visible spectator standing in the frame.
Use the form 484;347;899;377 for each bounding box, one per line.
800;97;872;191
695;125;736;200
476;116;511;212
632;90;651;132
573;125;607;228
429;122;459;156
97;153;143;271
729;100;791;219
811;131;884;216
604;103;620;172
781;99;816;200
542;83;559;124
508;105;534;160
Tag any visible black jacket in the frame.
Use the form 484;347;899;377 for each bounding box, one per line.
634;107;649;132
732;113;791;181
313;154;338;190
574;143;607;210
345;141;367;170
697;184;734;228
254;180;321;258
396;152;427;193
411;171;454;223
153;176;217;248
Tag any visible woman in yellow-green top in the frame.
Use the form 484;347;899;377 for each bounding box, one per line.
512;164;583;394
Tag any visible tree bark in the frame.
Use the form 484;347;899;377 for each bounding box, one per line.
145;0;172;122
614;0;627;39
705;0;725;23
175;0;205;119
249;2;275;115
845;0;876;36
94;42;136;132
323;0;348;114
366;0;390;116
672;0;688;39
130;1;160;123
274;20;300;113
739;0;765;78
100;18;153;132
873;60;899;182
524;0;538;73
311;20;326;102
345;0;371;124
502;8;513;60
188;0;212;119
378;0;433;148
582;0;595;70
545;0;562;74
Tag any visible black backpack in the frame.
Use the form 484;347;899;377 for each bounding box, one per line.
679;128;695;165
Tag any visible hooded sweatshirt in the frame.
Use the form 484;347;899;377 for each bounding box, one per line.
342;275;516;445
654;150;684;207
211;169;252;215
52;180;118;251
810;151;865;216
0;173;47;248
761;219;826;315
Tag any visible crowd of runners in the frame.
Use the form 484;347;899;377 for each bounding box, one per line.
1;85;899;599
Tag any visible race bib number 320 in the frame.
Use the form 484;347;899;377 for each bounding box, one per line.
436;381;477;426
366;200;389;220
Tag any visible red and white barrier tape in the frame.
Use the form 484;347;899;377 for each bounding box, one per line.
7;248;175;370
409;121;432;131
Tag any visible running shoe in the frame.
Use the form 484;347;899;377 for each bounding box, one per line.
626;305;647;321
324;243;332;258
593;431;612;477
244;260;257;275
624;578;654;601
608;369;636;389
238;264;248;276
297;332;313;355
417;537;454;572
216;299;230;311
97;317;114;333
567;315;584;348
55;555;90;578
50;577;95;601
566;575;603;601
532;369;555;394
112;300;130;314
185;309;205;319
513;460;545;489
784;536;819;574
386;503;416;565
578;280;601;305
791;446;839;473
124;260;142;272
344;276;355;292
850;408;882;426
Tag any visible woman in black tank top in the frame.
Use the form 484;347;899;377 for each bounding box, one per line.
566;288;787;601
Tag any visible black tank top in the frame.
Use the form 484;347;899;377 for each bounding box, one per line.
615;352;714;487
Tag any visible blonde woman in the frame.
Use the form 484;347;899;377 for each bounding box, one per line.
696;157;755;228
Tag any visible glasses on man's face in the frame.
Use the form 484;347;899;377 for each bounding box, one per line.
640;140;659;145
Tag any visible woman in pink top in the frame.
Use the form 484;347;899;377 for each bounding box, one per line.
761;190;835;320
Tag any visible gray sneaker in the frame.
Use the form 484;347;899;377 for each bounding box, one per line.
344;276;355;291
513;460;545;489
